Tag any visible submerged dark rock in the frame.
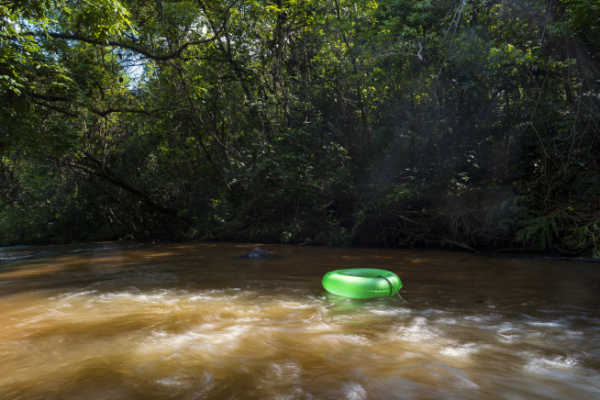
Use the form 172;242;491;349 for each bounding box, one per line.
240;247;273;259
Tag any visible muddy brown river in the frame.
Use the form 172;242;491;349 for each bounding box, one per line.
1;243;599;399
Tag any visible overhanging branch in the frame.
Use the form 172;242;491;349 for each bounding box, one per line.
88;106;168;117
69;154;190;222
25;30;222;61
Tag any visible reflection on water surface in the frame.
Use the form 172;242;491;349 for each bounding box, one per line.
1;243;599;399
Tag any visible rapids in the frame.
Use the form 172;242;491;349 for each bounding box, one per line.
1;243;599;399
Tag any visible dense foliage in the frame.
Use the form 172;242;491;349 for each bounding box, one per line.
1;0;599;257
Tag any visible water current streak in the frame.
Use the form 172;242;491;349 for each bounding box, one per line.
1;243;599;399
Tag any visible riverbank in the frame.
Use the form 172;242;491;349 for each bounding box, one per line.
2;239;599;266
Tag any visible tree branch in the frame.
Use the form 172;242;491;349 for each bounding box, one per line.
27;30;222;61
31;99;78;117
88;106;167;117
25;90;70;102
69;154;189;221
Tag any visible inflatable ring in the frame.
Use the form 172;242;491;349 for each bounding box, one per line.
322;268;402;299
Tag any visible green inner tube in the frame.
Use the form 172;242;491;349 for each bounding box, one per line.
322;268;402;299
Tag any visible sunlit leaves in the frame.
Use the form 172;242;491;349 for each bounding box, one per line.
64;0;136;41
1;0;599;254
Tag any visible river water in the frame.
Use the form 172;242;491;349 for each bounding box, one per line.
0;243;599;399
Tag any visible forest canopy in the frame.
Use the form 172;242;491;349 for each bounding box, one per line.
1;0;599;257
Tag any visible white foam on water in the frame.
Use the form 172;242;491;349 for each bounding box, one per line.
396;317;442;342
456;375;480;389
276;301;316;309
495;322;521;344
224;316;264;324
15;309;67;328
422;308;446;315
370;308;411;316
196;323;217;331
497;332;519;344
273;387;314;400
187;294;214;301
256;361;313;400
267;362;302;383
463;314;501;323
566;330;583;337
437;317;458;325
155;371;214;394
524;330;545;338
440;342;482;358
305;321;340;333
526;320;568;328
205;288;242;294
52;290;99;301
141;323;254;357
525;354;580;373
96;291;169;304
187;289;244;302
496;322;517;333
320;333;370;347
343;382;367;400
156;377;186;387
